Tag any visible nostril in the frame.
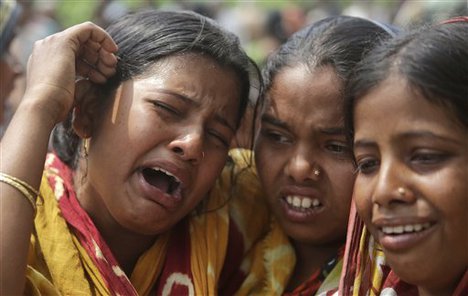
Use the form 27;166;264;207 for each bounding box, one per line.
172;146;184;155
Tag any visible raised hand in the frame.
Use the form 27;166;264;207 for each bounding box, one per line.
24;22;118;124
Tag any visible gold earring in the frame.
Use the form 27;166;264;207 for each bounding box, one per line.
83;138;90;158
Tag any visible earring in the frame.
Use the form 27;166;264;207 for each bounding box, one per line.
397;187;406;196
202;151;205;160
83;138;90;158
313;168;320;176
81;138;90;185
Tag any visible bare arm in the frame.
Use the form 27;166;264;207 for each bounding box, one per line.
0;22;117;295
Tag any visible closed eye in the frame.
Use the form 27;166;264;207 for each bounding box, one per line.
152;101;180;116
208;129;230;148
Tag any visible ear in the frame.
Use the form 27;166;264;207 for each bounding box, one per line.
72;80;101;138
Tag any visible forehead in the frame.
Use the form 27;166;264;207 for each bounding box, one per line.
264;65;344;125
137;53;242;124
354;76;465;139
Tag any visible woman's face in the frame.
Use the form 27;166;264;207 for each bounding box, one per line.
254;65;355;245
353;76;468;294
80;54;241;235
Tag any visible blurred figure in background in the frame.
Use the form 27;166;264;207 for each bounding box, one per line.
0;0;22;138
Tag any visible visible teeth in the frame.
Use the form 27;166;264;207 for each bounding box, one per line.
285;195;321;210
312;199;320;207
393;226;404;234
381;222;431;235
293;197;301;207
404;225;414;232
150;167;182;185
301;198;311;208
153;167;176;179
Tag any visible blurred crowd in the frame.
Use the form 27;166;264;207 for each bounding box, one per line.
1;0;466;138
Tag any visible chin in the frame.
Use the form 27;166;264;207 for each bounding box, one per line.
387;257;465;295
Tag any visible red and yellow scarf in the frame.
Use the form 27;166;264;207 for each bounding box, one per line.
339;201;468;296
26;150;292;295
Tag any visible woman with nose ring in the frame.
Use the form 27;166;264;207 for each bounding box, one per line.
237;16;396;295
340;17;468;296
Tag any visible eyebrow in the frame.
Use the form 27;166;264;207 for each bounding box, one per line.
157;89;198;106
319;127;346;135
156;89;236;133
354;130;462;148
262;114;345;135
261;114;289;130
399;131;462;144
353;139;375;149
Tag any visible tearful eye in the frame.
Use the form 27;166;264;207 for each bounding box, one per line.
142;168;181;195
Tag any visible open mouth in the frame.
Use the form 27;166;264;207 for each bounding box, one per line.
142;167;182;197
284;195;322;211
380;222;433;235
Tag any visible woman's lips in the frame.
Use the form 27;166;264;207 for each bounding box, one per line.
279;195;324;222
278;186;324;222
136;170;183;211
374;219;436;252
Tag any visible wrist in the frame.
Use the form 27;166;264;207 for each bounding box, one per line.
15;97;63;131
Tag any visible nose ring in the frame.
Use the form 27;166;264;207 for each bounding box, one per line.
313;168;320;176
397;187;406;196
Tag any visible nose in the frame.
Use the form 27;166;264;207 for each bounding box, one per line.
168;129;204;165
285;148;320;183
372;160;416;207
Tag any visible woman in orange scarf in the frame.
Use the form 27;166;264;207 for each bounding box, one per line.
340;18;468;296
0;9;271;295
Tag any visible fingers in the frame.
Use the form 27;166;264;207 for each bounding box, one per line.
78;45;117;83
76;59;108;84
69;22;118;83
66;21;118;53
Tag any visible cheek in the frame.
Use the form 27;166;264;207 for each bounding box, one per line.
329;162;355;193
255;144;282;186
353;177;373;223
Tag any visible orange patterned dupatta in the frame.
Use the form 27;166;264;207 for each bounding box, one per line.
339;201;468;296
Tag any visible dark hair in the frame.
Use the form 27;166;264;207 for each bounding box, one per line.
52;9;260;168
345;21;468;147
253;16;396;150
261;16;396;95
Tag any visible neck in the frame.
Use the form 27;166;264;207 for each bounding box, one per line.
418;286;453;296
418;278;462;296
74;170;157;276
286;240;343;292
100;225;157;276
